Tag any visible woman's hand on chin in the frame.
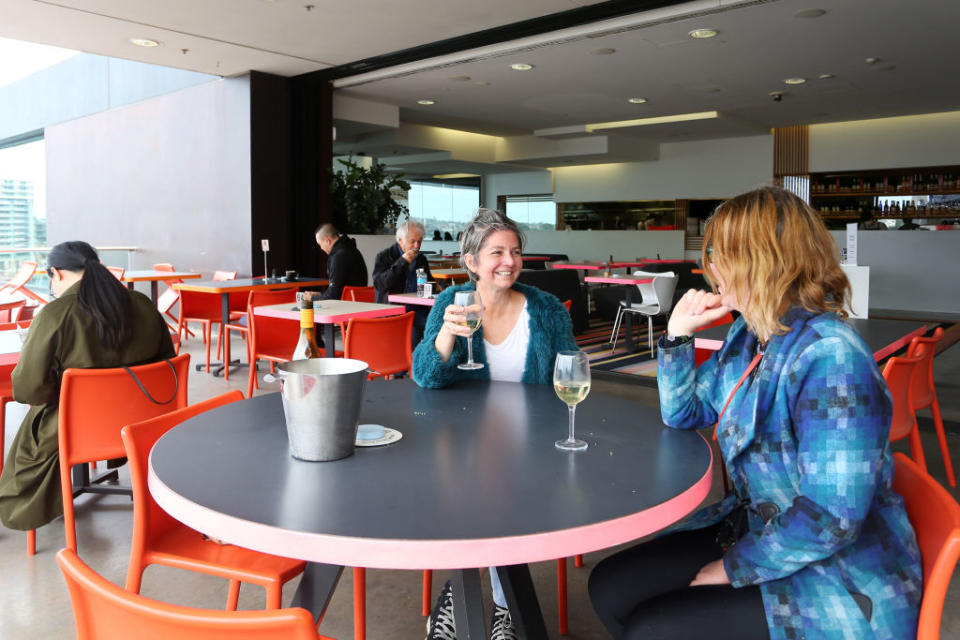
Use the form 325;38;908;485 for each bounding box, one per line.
667;289;732;338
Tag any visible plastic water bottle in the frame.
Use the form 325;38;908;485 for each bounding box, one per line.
416;268;427;297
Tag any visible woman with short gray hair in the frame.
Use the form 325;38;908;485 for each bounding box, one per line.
413;208;577;640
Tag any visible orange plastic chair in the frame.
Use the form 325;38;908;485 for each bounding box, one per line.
214;270;238;281
0;299;26;322
0;260;48;305
105;265;126;281
0;362;15;478
121;391;306;610
344;312;414;380
56;354;191;554
56;549;328;640
892;453;960;640
153;263;194;339
246;289;300;397
562;299;572;313
341;286;375;303
906;328;955;487
882;353;926;473
177;289;227;373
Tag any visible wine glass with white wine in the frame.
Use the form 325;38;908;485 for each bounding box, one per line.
454;290;484;370
554;350;590;451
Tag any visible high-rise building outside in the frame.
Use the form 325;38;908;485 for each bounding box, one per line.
0;178;47;274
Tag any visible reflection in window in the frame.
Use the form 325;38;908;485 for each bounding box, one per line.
0;136;48;280
407;181;480;238
503;195;556;230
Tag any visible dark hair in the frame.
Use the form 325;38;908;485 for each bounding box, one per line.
47;241;133;350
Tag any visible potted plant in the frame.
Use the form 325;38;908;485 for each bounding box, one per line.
330;156;411;234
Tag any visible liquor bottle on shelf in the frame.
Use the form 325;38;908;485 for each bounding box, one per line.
292;294;322;360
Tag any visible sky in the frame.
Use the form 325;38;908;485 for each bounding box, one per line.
0;36;78;89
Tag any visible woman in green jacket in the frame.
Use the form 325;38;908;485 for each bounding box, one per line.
0;241;175;531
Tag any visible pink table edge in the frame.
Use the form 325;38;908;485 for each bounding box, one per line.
149;439;712;570
611;260;698;267
550;263;603;270
584;276;653;285
388;294;435;306
123;271;202;281
255;302;405;324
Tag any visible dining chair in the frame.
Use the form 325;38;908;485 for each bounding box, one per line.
0;260;48;305
341;286;375;303
0;299;26;323
882;353;926;473
906;328;955;487
344;312;415;380
153;263;194;339
121;391;306;610
609;271;678;354
105;265;126;281
892;453;960;640
177;280;235;373
246;289;300;397
56;549;328;640
54;354;191;554
0;362;16;478
223;289;297;382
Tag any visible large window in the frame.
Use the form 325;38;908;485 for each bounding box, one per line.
0;136;48;279
502;195;557;230
407;180;480;238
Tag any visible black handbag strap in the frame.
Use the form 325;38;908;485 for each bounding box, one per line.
123;358;178;405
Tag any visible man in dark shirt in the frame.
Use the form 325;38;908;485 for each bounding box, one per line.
372;219;432;345
315;223;368;300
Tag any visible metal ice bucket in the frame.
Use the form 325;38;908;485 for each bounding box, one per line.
276;358;368;461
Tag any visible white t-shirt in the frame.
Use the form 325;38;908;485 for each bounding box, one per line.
484;302;530;382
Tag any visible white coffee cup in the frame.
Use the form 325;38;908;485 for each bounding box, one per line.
422;283;433;297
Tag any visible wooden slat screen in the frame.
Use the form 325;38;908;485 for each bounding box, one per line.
773;125;809;177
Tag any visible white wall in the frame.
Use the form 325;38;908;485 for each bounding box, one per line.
46;77;252;278
811;111;960;172
551;135;773;202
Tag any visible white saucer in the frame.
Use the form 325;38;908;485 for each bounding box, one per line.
355;426;403;447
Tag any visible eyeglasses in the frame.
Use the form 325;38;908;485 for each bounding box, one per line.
45;266;53;278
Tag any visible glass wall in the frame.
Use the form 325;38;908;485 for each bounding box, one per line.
0;136;48;287
407;180;480;238
503;195;556;230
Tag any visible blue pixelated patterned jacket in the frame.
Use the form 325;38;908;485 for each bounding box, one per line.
412;282;577;388
658;308;922;640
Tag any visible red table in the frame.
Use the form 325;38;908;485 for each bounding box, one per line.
255;299;405;357
585;275;652;353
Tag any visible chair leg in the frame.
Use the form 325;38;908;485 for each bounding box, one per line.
930;397;956;487
608;306;623;345
265;582;282;610
611;307;626;351
557;558;568;635
574;554;583;568
247;359;256;398
224;328;231;381
908;424;928;474
422;569;433;616
648;315;654;355
26;529;36;555
226;579;241;610
353;567;366;640
204;323;211;373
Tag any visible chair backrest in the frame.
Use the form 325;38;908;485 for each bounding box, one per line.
635;271;677;313
157;288;180;314
0;320;30;332
152;263;174;272
0;260;38;291
892;453;960;640
906;327;943;411
882;353;922;442
106;266;126;281
58;353;191;551
344;312;415;379
122;391;244;555
56;549;320;640
179;289;222;320
0;299;26;323
249;289;300;355
342;286;375;303
562;299;572;313
213;270;237;281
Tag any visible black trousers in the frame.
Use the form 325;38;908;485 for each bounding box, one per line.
588;524;770;640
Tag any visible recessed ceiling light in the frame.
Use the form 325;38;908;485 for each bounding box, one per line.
818;73;834;79
510;63;534;71
794;8;826;18
449;75;471;82
784;77;807;85
416;99;436;106
129;38;159;47
589;48;616;55
865;57;880;64
688;28;718;39
627;97;648;104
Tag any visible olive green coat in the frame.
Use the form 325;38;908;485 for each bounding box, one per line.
0;282;175;530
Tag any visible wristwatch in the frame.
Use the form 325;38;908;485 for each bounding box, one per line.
662;333;692;347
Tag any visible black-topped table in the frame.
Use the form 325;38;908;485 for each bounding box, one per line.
149;380;712;639
695;317;928;362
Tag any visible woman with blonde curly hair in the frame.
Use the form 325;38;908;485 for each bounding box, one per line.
589;186;922;639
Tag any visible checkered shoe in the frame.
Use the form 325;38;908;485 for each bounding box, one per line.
425;581;456;640
489;604;518;640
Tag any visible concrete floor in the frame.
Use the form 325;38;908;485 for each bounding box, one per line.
2;322;959;639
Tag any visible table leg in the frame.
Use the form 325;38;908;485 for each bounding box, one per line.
623;286;635;352
150;281;159;305
495;565;548;640
451;569;486;640
324;324;336;358
126;282;134;291
221;293;231;372
291;562;345;624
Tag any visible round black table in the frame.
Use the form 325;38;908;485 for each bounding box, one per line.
150;379;712;638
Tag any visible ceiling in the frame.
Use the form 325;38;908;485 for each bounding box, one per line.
2;0;958;175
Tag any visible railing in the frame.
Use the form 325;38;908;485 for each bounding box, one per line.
0;246;139;296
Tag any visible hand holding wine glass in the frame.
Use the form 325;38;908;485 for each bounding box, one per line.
453;290;484;370
554;350;590;451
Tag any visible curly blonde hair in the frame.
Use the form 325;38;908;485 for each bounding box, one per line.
702;186;850;341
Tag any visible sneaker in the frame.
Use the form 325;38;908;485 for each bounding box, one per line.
489;604;518;640
425;580;457;640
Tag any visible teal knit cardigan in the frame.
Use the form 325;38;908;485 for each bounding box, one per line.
412;282;578;388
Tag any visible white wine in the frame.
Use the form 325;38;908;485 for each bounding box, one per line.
461;317;482;334
554;382;590;406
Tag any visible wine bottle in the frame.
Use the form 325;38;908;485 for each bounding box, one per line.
292;297;322;360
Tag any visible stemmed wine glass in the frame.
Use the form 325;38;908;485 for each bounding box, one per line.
554;350;590;451
454;290;484;370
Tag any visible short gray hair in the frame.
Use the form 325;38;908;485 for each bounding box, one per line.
396;218;425;240
459;208;525;283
